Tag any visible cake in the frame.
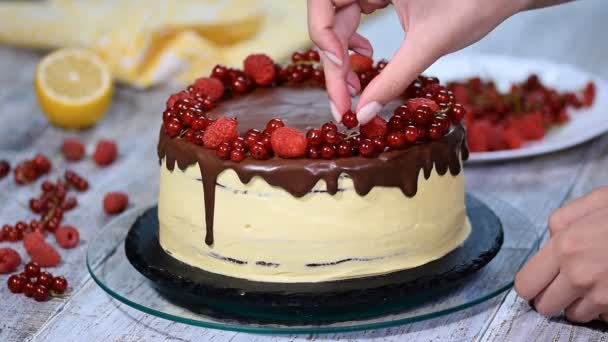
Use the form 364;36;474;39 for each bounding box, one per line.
157;51;470;284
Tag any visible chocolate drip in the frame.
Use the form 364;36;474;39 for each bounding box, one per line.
157;85;468;246
157;125;467;246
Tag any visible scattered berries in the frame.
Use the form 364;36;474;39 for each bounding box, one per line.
93;139;118;166
54;226;80;249
0;160;10;179
103;192;129;215
61;138;86;161
203;117;239;149
0;248;22;274
24;234;61;267
360;116;388;138
244;54;276;86
270;127;307;158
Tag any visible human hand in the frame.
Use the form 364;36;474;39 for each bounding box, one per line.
307;0;528;124
515;186;608;323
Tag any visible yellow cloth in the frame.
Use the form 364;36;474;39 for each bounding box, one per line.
0;0;310;88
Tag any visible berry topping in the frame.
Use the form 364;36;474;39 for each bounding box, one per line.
203;117;239;149
93;139;118;166
270;127;307;158
341;111;358;129
103;192;128;215
244;54;276;86
192;77;224;101
321;121;338;133
360;115;388;138
306;129;324;147
405;98;440;113
349;53;373;72
54;225;80;249
250;142;269;160
320;144;336;160
358;139;376;158
265;118;285;134
0;248;22;274
61;138;85;161
216;142;232;160
164;118;183;138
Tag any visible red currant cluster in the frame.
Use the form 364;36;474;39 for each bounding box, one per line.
161;50;467;161
1;174;83;243
0;160;10;180
7;262;68;302
13;154;52;185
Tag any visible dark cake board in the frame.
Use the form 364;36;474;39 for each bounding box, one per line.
125;194;503;323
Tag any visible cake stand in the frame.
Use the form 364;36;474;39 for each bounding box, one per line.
87;193;540;334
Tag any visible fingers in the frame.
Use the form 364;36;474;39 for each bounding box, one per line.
316;2;362;122
565;298;607;323
348;32;373;57
514;239;560;301
356;34;440;124
308;0;357;67
601;313;608;322
532;274;582;317
548;186;608;236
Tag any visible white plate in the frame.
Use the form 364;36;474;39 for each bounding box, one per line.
425;54;608;163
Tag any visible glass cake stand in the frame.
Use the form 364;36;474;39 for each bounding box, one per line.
87;193;540;334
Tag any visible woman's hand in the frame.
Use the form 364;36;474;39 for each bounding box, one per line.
307;0;529;124
515;186;608;323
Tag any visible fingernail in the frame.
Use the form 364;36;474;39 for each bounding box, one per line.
329;101;342;122
323;50;343;66
353;47;372;57
347;84;358;97
357;101;382;124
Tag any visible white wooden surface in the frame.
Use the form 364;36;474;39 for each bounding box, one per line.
1;1;607;341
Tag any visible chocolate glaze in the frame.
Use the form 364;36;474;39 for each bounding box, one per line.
158;86;468;246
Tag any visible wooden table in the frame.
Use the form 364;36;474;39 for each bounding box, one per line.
1;1;607;340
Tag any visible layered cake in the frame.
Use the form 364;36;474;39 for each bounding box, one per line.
157;51;470;284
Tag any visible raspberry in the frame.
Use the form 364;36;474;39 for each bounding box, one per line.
23;234;61;267
193;77;224;101
349;54;373;72
103;192;129;214
54;226;80;249
166;91;191;109
405;98;440;113
582;81;595;107
61;138;85;161
270;127;307;158
360;116;388;138
0;248;21;274
243;54;276;86
203;117;239;149
93;139;118;166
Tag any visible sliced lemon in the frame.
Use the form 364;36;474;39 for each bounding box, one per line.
35;48;113;129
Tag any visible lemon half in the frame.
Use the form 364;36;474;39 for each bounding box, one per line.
35;48;113;129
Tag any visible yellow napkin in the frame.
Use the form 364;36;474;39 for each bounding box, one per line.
0;0;310;88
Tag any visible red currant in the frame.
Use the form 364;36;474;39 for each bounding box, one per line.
388;116;406;132
290;70;303;83
162;109;176;123
450;103;466;122
307;146;321;159
245;129;262;146
358;139;376;158
372;136;386;152
216;142;232;160
306;129;323;147
386;131;406;149
23;281;36;297
337;141;353;157
29;199;43;213
291;52;304;63
7;228;20;242
164;118;183;138
321;122;338;133
231;79;248;94
434;90;450;105
341;111;358;129
428;124;444;140
431;114;450;133
51;276;68;294
34;285;49;302
260;133;272;150
306;49;320;62
30;220;40;230
417;126;427;139
7;274;25;293
178;109;197;127
230;149;245;162
231;137;247;151
211;65;228;80
250;142;269;160
404;125;419;143
183;129;195;142
312;68;325;84
413;105;433;126
192;131;205;146
61;197;77;211
24;262;41;278
265;119;285;134
320;144;336;160
323;130;340;145
37;272;54;287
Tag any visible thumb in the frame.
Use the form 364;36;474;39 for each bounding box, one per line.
356;35;440;124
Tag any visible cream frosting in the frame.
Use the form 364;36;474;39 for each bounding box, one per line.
158;159;470;283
